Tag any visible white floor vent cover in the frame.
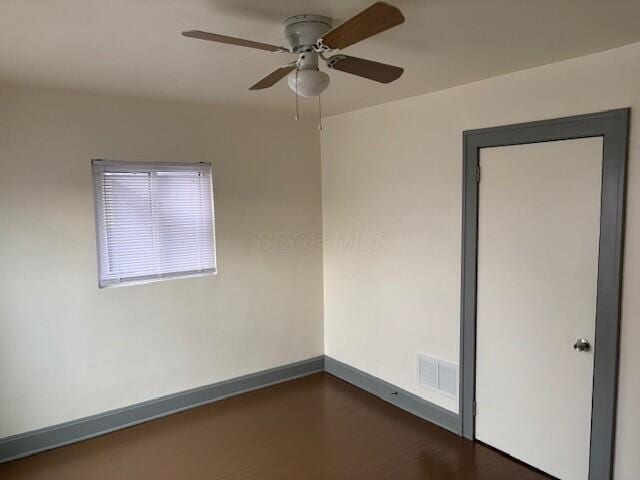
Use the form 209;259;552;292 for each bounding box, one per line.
418;354;459;398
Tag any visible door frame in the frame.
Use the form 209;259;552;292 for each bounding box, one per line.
459;109;630;480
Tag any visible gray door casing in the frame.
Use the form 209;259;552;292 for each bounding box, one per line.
459;109;630;480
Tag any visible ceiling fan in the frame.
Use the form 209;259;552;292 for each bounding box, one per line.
182;2;405;98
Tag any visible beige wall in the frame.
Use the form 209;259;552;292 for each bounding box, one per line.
0;87;324;437
321;42;640;478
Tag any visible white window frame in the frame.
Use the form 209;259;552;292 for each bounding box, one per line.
92;159;217;288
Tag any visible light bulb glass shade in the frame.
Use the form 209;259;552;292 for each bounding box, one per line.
288;69;330;97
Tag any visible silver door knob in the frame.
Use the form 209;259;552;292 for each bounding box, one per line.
573;338;591;352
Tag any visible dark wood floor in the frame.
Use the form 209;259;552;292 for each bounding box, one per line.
0;373;549;480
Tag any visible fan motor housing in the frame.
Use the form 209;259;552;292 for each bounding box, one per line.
283;15;332;52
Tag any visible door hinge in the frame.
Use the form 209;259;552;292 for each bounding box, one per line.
476;166;481;183
473;401;477;416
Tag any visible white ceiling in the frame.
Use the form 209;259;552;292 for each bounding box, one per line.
2;0;640;116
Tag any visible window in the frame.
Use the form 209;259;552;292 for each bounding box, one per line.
92;160;216;287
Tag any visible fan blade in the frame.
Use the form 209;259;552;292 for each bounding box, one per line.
327;55;403;83
250;65;296;90
182;30;288;52
320;2;404;50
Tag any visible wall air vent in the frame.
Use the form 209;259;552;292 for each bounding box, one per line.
418;354;459;398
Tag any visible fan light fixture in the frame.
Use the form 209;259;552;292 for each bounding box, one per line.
287;69;330;97
182;2;406;118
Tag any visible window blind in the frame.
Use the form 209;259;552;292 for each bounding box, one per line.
92;160;216;287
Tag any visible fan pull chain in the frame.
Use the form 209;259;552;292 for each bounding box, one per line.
318;94;323;131
294;69;300;121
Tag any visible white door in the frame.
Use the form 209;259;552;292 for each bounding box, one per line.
475;138;602;480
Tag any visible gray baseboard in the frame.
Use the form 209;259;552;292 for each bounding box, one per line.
325;356;460;434
1;355;460;464
0;356;325;463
